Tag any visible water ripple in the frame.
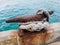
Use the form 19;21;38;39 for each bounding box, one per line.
0;0;60;31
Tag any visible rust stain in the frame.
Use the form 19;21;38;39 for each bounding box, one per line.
18;29;52;45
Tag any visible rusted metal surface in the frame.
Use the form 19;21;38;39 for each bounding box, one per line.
0;22;60;45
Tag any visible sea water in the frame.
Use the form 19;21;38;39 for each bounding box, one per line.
0;0;60;31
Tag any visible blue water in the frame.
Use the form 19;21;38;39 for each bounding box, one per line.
0;0;60;31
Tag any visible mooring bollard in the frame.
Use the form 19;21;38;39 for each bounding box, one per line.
18;29;53;45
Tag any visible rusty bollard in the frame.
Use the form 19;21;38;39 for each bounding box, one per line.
18;29;52;45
